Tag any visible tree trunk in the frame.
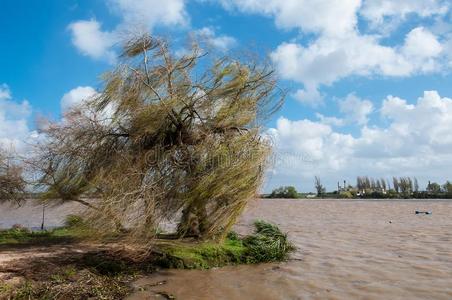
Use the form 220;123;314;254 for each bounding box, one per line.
177;201;208;239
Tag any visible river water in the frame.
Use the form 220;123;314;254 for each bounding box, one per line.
1;199;451;299
0;200;85;230
128;199;452;300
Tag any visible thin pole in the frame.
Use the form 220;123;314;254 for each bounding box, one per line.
41;203;45;230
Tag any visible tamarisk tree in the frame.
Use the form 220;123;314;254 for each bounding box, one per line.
33;34;284;242
0;149;25;204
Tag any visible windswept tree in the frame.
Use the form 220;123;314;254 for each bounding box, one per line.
443;181;452;197
370;178;376;190
376;179;381;191
0;149;25;204
392;177;399;193
357;176;375;193
32;34;284;242
380;178;387;191
314;176;325;197
414;177;419;192
356;176;364;192
399;177;412;196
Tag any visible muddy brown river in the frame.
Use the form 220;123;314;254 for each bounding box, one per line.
1;199;452;299
129;199;452;300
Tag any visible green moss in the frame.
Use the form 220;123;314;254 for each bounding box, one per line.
156;239;247;269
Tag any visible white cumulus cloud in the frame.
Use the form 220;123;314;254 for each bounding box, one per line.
219;0;451;106
109;0;188;29
339;94;374;125
315;113;345;127
194;27;237;52
271;26;446;105
361;0;449;27
60;86;99;113
0;84;34;151
402;27;443;72
69;0;188;62
68;20;116;63
220;0;361;36
267;90;452;190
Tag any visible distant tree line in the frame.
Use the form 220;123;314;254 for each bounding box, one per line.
353;176;452;199
266;176;452;199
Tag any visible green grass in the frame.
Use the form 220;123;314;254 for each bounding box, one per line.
0;215;92;247
157;237;247;269
0;227;86;247
0;227;81;246
157;221;295;269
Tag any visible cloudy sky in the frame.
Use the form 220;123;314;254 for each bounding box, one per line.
1;0;452;192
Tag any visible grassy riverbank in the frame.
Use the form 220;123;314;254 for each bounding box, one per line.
0;220;294;299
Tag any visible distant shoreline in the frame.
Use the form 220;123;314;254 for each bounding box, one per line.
260;198;452;202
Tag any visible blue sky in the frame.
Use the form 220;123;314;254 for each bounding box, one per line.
1;0;452;192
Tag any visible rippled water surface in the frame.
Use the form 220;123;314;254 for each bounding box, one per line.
128;199;452;300
1;199;451;299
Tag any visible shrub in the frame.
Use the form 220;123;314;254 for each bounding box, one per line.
268;186;299;198
64;215;85;228
242;220;295;263
338;191;353;198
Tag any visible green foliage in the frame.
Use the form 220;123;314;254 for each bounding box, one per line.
443;181;452;196
386;189;398;198
0;219;91;246
427;182;441;194
314;176;325;197
338;191;353;198
0;227;53;245
64;214;85;228
354;176;452;199
243;220;295;263
226;230;240;241
268;186;299;198
5;281;35;299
